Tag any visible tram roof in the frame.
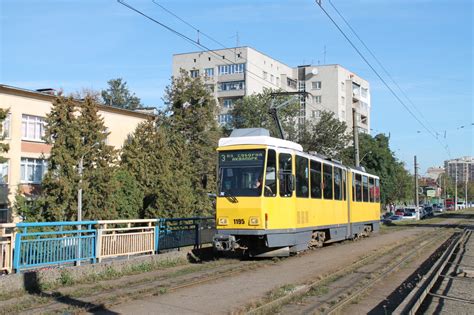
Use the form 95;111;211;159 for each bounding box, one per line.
218;136;303;151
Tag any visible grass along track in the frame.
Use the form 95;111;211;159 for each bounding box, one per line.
245;228;456;314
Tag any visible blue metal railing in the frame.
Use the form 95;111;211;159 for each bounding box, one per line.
156;217;215;251
10;217;215;273
13;221;98;272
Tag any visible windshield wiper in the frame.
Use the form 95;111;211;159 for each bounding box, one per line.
222;192;238;203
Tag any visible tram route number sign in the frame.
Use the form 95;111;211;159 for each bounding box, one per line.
220;150;264;164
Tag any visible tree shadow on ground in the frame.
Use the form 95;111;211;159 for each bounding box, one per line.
23;271;119;314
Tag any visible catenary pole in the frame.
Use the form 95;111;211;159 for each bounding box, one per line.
353;108;360;167
414;156;420;220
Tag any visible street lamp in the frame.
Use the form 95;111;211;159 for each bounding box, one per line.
76;142;99;266
360;151;372;164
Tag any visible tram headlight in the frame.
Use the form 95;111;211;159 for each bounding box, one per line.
249;217;260;226
217;217;228;226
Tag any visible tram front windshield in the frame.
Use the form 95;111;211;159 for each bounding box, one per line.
218;150;265;197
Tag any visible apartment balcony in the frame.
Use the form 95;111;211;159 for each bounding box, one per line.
217;73;245;82
217;89;245;98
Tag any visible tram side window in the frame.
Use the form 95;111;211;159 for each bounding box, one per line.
264;150;277;197
310;160;322;199
334;167;342;200
355;174;362;202
375;179;380;202
296;156;309;198
362;175;369;202
323;164;333;200
369;177;375;202
342;170;346;200
279;153;293;197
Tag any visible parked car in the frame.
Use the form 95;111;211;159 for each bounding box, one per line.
424;206;434;217
433;204;444;212
402;211;416;220
382;215;403;224
395;208;405;216
457;202;466;210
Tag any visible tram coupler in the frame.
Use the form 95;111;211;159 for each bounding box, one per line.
213;234;239;251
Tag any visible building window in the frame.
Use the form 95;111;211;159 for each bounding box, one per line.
218;81;245;91
312;95;322;104
0;161;8;184
2;113;11;139
223;99;234;108
205;68;214;77
311;81;322;90
218;63;245;75
218;114;232;124
20;158;47;184
262;71;267;80
361;87;368;98
190;70;199;78
270;74;274;84
341;81;345;91
276;77;280;87
311;110;320;118
341;96;345;105
22;114;45;141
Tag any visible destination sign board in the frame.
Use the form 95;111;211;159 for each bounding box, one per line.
219;150;265;165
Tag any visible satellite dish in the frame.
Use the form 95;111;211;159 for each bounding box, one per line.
311;68;319;75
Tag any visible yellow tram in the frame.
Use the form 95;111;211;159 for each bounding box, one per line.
213;129;381;257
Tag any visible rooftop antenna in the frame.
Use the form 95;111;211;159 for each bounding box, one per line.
197;30;200;44
236;31;240;47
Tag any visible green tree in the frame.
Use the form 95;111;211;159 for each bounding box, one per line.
163;70;221;214
121;120;196;218
37;95;118;222
0;108;9;163
101;78;142;110
39;96;82;221
230;89;299;140
299;110;351;160
107;169;144;219
77;96;118;220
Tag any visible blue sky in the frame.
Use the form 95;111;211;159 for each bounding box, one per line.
1;0;472;173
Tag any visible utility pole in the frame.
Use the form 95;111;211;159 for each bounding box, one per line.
455;162;458;210
414;156;420;220
353;108;360;167
465;162;468;208
76;155;84;266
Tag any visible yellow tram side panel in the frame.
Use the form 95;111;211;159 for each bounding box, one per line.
347;171;380;224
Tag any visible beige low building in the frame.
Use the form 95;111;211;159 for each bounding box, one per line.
0;84;153;223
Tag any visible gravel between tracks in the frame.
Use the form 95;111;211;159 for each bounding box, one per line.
106;228;429;314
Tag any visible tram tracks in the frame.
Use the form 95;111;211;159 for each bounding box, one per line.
394;228;474;314
245;228;455;314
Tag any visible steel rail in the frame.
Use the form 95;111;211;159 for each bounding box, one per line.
393;228;472;315
324;231;453;315
246;228;449;315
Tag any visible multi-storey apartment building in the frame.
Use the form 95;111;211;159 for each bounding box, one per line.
0;84;153;222
172;46;371;133
444;156;474;183
172;46;297;125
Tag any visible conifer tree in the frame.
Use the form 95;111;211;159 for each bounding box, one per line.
37;95;118;221
121;119;196;218
101;78;142;110
76;96;118;220
163;70;221;214
0;108;9;163
39;96;82;221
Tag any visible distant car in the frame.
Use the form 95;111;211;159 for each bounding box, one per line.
433;204;444;212
424;206;434;217
457;202;466;210
395;208;405;216
402;211;416;220
382;215;403;224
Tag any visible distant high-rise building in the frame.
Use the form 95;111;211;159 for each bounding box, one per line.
444;156;474;182
172;46;371;134
426;166;445;181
